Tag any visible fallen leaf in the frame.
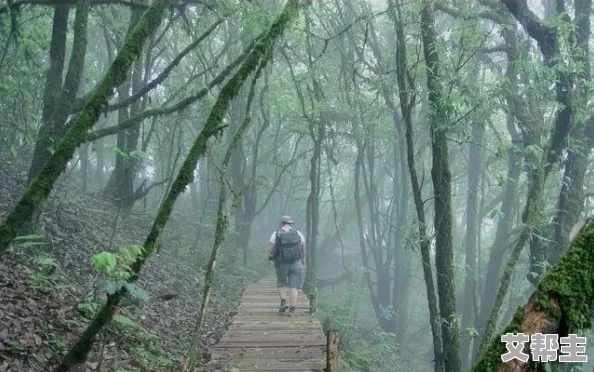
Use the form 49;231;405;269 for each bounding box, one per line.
86;361;98;369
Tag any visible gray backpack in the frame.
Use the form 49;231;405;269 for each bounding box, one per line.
275;228;302;263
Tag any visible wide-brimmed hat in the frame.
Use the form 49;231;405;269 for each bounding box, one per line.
280;215;295;224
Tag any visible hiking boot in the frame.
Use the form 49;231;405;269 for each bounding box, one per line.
287;306;296;317
279;299;289;313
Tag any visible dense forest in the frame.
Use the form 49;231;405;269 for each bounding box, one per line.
1;0;594;371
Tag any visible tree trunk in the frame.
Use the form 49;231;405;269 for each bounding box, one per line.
473;111;521;359
420;2;462;371
183;56;264;371
390;0;443;369
474;0;581;356
461;120;485;369
25;0;88;230
393;127;410;342
545;0;592;267
30;0;89;181
27;4;70;183
303;8;324;300
104;7;145;210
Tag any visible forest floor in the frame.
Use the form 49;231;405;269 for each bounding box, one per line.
0;155;260;372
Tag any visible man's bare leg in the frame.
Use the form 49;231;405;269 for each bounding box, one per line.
278;286;288;312
286;287;298;316
290;287;298;307
278;286;287;300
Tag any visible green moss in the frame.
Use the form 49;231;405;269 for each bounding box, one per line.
534;220;594;331
473;309;525;372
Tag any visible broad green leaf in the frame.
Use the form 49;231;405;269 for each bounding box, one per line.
113;314;139;329
124;283;149;302
91;251;117;272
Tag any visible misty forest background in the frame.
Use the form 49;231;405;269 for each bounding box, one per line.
1;0;594;371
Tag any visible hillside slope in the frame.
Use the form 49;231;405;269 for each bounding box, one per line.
0;156;260;371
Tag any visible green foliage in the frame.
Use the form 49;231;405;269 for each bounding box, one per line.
91;251;117;273
90;245;149;301
317;282;410;372
488;208;505;220
113;314;140;329
13;234;47;249
77;298;101;318
35;255;58;268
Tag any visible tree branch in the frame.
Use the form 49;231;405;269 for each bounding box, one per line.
72;17;224;114
85;31;262;142
0;0;205;14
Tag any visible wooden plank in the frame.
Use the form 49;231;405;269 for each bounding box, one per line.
214;339;326;348
226;326;323;333
235;360;325;369
239;300;310;305
207;363;324;372
223;330;321;337
209;346;325;360
239;299;310;304
230;316;321;323
217;338;325;348
218;333;325;344
210;352;325;361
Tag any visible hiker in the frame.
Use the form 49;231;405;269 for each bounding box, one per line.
268;215;306;316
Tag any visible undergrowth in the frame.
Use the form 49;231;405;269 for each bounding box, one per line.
318;280;426;372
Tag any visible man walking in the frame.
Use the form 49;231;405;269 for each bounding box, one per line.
268;215;306;316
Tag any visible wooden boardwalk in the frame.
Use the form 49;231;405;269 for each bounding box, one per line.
205;276;327;371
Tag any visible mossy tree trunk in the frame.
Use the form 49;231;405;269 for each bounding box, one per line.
476;0;581;357
25;0;88;230
500;0;576;285
84;32;258;143
28;4;69;183
541;0;592;272
390;0;443;369
103;8;147;210
236;65;272;265
55;2;302;370
227;18;254;265
472;219;594;372
420;2;462;371
302;7;323;300
183;53;267;371
0;0;167;259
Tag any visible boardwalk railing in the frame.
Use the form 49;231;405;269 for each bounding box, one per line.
206;276;339;371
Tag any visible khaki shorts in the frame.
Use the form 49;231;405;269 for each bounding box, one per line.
275;260;304;289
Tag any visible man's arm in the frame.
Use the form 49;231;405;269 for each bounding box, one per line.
269;242;275;257
301;242;306;263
